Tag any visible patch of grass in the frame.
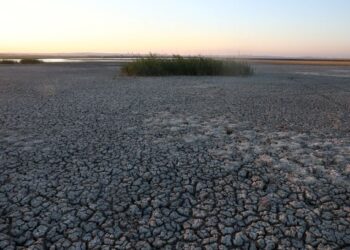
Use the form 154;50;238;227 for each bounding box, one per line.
121;55;253;76
19;58;43;64
0;60;18;64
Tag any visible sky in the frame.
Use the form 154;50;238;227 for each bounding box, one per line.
1;0;350;57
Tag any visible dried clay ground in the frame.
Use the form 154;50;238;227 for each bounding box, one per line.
0;63;349;249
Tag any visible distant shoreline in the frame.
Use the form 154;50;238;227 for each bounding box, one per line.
245;58;350;66
1;54;350;66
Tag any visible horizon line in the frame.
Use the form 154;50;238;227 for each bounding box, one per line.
1;52;350;61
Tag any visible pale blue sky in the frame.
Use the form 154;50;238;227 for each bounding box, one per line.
2;0;350;57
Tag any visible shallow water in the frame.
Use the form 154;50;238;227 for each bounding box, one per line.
296;69;350;78
1;57;135;63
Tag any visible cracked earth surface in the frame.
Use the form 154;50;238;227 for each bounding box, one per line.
0;64;349;249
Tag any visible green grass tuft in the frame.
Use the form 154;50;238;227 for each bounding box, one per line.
0;60;18;64
19;59;43;64
121;55;253;76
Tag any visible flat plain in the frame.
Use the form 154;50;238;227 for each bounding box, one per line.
0;63;349;249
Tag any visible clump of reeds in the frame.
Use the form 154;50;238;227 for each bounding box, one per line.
121;55;253;76
0;60;18;64
19;59;43;64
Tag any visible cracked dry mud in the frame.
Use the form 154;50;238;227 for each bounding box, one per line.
0;64;350;249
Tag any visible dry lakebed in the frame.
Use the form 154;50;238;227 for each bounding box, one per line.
0;63;349;249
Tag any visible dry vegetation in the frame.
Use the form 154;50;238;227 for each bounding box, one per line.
121;55;253;76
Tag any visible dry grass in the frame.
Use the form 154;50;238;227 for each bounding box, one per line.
121;55;253;76
19;59;43;64
0;60;18;64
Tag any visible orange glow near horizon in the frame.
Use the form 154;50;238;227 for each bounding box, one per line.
1;0;350;58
